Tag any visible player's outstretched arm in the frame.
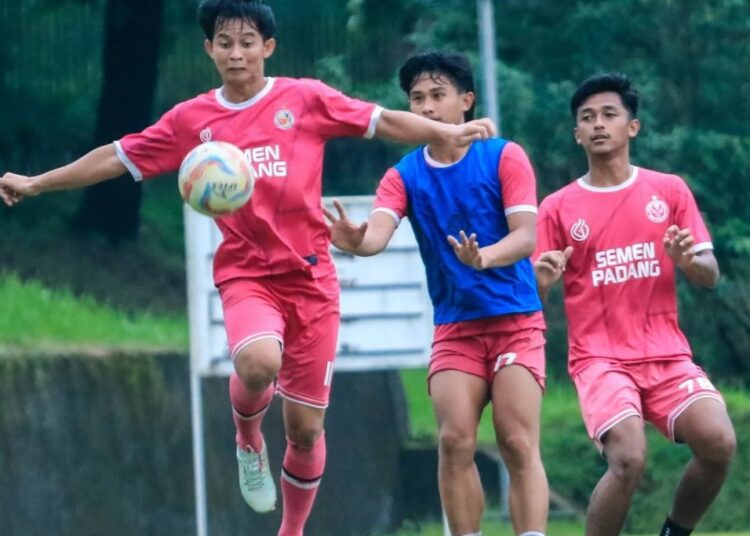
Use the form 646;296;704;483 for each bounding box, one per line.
534;247;573;302
663;225;720;287
0;144;127;206
323;200;397;257
375;110;496;148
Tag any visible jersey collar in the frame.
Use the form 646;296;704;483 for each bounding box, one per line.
422;144;472;168
215;77;276;110
577;165;639;192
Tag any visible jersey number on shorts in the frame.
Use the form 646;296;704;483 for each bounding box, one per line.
494;352;518;372
679;377;716;394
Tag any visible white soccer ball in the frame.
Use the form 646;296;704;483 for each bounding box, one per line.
178;141;255;217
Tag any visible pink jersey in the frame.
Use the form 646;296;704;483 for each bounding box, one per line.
372;141;538;221
536;166;712;367
115;77;381;285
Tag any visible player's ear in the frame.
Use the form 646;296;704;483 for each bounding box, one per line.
262;37;276;59
204;38;214;58
628;118;641;139
574;126;582;145
462;91;475;114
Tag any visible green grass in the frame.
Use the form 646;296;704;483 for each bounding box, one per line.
391;521;749;536
0;272;188;351
390;519;749;535
391;519;583;535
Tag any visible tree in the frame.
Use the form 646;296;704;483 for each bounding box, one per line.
71;0;164;243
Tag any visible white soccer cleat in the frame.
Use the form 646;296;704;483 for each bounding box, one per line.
236;440;277;513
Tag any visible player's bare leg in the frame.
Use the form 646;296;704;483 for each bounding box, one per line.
491;365;548;534
278;399;327;536
430;370;488;535
585;416;646;536
662;398;735;533
232;338;283;449
231;338;283;512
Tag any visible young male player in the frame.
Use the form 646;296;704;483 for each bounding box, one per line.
534;73;736;536
325;51;548;536
0;3;495;535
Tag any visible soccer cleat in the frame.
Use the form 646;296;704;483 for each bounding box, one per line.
236;440;277;513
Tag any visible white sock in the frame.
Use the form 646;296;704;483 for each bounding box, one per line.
460;533;482;536
519;532;545;536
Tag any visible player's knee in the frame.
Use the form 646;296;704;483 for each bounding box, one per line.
438;427;476;462
607;448;646;484
234;347;280;391
286;422;323;449
496;432;537;470
696;425;736;468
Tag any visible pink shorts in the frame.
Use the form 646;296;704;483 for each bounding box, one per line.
429;312;546;390
219;271;340;408
571;357;725;450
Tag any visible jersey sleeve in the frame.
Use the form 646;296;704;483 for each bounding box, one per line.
534;195;564;261
306;79;382;140
672;176;713;252
498;142;538;216
372;168;408;225
115;106;182;181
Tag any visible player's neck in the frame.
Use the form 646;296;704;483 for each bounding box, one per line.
425;143;470;165
221;77;268;103
584;155;633;187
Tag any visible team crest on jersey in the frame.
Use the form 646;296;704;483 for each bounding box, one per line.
274;109;295;130
645;195;669;223
570;218;590;241
200;127;212;143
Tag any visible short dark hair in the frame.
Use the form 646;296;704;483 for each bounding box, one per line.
197;0;276;41
398;51;476;121
570;73;639;119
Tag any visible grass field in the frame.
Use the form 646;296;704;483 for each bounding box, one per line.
0;272;188;351
395;526;749;536
391;519;583;535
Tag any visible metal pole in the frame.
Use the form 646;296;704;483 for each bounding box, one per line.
190;371;209;536
185;206;212;536
477;0;500;135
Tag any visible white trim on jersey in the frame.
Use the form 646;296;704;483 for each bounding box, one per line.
215;77;276;110
577;165;639;192
371;207;401;226
364;106;383;139
692;242;714;254
505;204;538;216
114;140;143;181
422;145;470;168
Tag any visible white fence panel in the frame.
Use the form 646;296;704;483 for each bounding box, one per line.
185;195;432;377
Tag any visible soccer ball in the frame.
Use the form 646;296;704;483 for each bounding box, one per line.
178;141;255;217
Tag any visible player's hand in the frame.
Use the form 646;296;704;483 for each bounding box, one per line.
323;199;368;253
448;230;486;270
0;173;37;206
448;118;496;147
663;224;695;269
534;247;573;286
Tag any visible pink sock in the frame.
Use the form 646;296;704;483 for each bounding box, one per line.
278;433;326;536
229;373;273;452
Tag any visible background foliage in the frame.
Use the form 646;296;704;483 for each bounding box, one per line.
0;0;748;381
